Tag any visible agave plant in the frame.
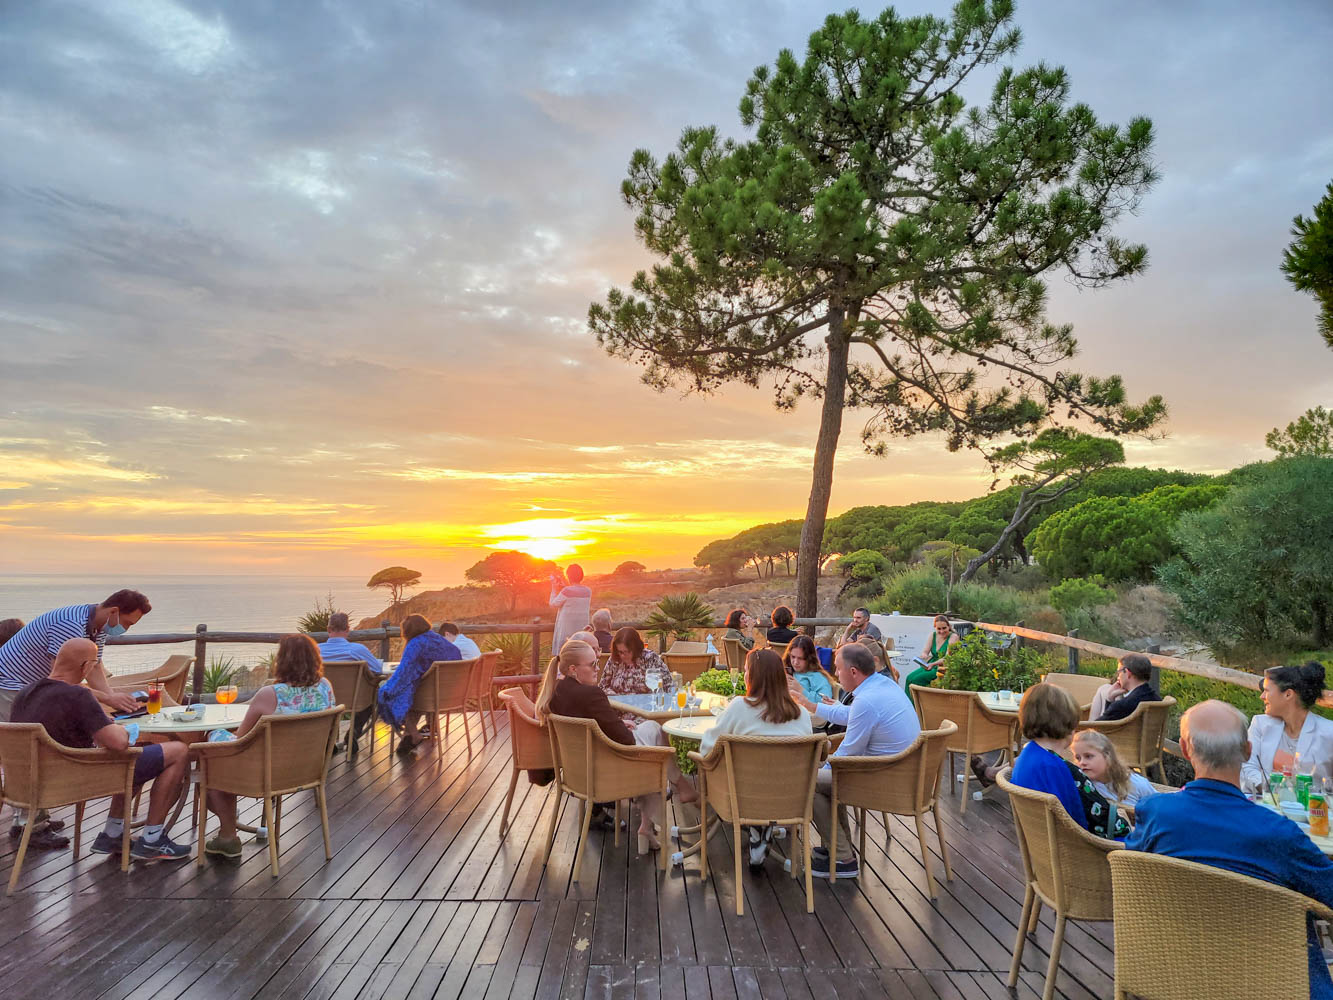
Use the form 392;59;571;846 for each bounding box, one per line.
297;592;339;634
479;632;534;673
643;592;716;644
203;656;237;693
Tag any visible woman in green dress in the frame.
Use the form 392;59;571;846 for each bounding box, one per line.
903;615;955;695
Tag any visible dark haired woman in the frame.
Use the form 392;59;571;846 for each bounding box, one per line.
203;634;335;860
377;614;462;755
699;648;813;866
1241;661;1333;793
766;606;799;645
722;609;756;651
784;635;832;704
601;627;672;714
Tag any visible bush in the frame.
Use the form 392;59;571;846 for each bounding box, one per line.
203;656;237;693
870;565;947;616
938;630;1045;693
297;592;339;634
643;593;716;643
1024;606;1068;635
1048;577;1115;615
950;582;1028;624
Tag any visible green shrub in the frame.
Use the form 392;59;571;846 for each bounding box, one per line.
693;668;744;697
644;593;716;643
203;656;237;693
938;630;1044;693
1048;577;1115;615
950;582;1027;624
870;565;947;616
297;592;339;634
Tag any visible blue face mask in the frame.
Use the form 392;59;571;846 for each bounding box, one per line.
105;614;127;637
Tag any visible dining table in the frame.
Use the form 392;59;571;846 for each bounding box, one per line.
607;691;728;723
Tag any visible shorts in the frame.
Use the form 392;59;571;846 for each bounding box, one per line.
133;743;166;786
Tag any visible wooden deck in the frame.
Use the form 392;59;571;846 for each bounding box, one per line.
0;715;1115;999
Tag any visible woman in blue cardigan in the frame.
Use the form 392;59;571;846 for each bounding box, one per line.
377;614;462;755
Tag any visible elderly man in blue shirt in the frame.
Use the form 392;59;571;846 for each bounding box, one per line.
1126;699;1333;1000
788;642;921;878
318;613;384;673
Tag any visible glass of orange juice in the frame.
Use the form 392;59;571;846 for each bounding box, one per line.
146;684;162;720
676;688;687;715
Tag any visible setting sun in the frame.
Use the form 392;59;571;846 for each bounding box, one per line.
479;517;593;562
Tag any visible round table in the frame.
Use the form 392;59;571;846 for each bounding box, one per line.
662;715;717;741
977;690;1023;714
136;704;243;737
607;692;727;723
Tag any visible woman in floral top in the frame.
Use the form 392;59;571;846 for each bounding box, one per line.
601;627;673;699
1009;683;1129;840
202;634;336;862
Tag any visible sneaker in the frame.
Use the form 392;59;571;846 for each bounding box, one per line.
205;835;243;860
332;740;345;755
748;828;769;870
17;827;69;851
811;845;829;860
395;733;419;756
811;854;859;879
89;830;125;855
131;834;191;862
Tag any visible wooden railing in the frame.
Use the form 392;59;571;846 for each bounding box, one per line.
110;617;853;697
974;621;1333;710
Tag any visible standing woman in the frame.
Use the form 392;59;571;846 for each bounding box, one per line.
903;615;955;693
550;564;593;655
722;609;756;651
1241;662;1333;792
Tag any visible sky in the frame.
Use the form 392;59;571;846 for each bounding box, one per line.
2;0;1331;587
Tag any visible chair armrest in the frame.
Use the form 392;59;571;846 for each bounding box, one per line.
829;752;902;772
1077;717;1127;733
51;744;142;765
1309;900;1333;924
605;742;674;764
826;733;845;752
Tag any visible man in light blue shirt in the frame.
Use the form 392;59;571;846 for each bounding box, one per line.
439;623;481;660
788;642;921;878
318;613;383;673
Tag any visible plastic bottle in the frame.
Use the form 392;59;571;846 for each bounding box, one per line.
705;634;718;655
1294;753;1316;808
1310;779;1330;838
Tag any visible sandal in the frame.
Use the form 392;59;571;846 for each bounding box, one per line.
970;755;995;788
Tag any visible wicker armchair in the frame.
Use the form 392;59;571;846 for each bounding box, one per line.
912;686;1018;813
1078;695;1176;782
828;721;958;897
542;713;672;880
108;654;193;705
192;705;341;876
1040;672;1103;721
321;660;383;757
496;686;554;838
1107;849;1332;1000
720;638;746;673
665;640;707;655
0;723;141;892
662;652;714;684
410;657;479;759
995;766;1118;1000
463;651;502;743
688;733;827;915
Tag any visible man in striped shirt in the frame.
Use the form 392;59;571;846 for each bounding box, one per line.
0;591;152;847
0;591;151;722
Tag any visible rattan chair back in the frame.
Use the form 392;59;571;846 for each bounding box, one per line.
913;687;1013;756
1108;849;1330;1000
109;654;194;703
322;660;379;713
201;705;341;797
666;640;707;655
411;658;477;715
831;721;957;816
1079;695;1176;776
720;638;745;673
697;733;827;826
995;766;1117;921
1042;672;1103;718
662;652;714;684
546;713;661;803
499;687;553;771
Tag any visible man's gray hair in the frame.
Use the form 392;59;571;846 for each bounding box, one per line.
1182;700;1249;771
837;642;877;677
591;608;612;629
853;607;871;618
328;612;350;632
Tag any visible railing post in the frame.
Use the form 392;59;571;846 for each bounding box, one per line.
531;618;542;673
192;624;207;698
1013;620;1025;656
1147;643;1161;691
380;619;391;661
1067;629;1080;673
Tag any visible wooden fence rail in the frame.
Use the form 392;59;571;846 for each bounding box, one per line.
973;620;1333;709
109;617;854;697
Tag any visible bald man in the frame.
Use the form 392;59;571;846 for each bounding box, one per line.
11;638;192;862
1127;700;1333;1000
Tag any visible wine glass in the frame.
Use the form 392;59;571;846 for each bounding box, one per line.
219;684;239;721
676;687;687;717
645;669;662;711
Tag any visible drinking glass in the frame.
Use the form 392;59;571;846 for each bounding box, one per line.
729;668;741;695
676;688;687;717
646;671;661;711
146;684;162;721
219;684;239;721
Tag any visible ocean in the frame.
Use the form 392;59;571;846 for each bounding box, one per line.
0;574;376;676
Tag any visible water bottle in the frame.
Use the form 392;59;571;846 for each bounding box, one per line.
705;633;718;655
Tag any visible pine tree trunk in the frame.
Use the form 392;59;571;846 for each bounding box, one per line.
796;311;849;620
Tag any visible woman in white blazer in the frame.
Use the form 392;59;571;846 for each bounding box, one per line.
1241;661;1333;793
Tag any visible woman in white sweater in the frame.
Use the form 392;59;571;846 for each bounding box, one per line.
1240;661;1333;793
698;648;813;869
